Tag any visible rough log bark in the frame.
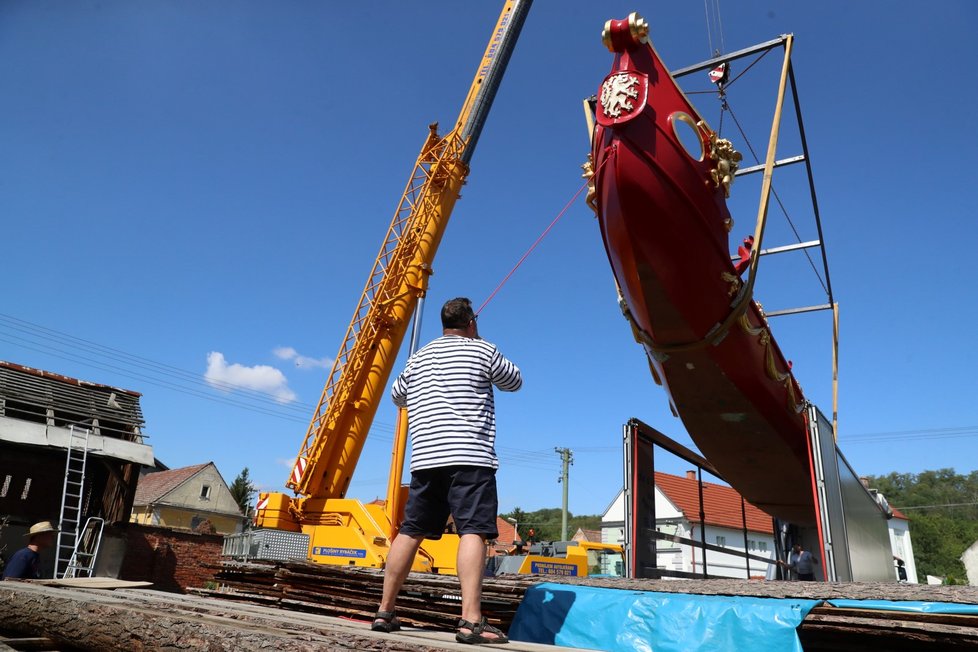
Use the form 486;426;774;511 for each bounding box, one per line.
0;584;446;651
203;560;978;651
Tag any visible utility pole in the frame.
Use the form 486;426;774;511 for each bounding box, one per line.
555;447;574;541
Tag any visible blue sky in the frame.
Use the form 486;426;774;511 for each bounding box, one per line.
1;1;975;517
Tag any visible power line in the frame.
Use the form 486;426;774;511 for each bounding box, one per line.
894;502;978;511
840;426;978;444
0;312;568;464
844;425;978;439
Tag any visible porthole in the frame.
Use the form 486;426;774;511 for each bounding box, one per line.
670;112;705;162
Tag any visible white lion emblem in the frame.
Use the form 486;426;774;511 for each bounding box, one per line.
600;73;640;118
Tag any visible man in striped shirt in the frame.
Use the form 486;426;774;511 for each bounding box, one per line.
373;297;522;644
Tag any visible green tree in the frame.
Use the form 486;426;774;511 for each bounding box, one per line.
500;507;604;542
229;467;257;518
867;468;978;580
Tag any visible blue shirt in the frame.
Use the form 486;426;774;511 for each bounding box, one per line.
789;550;816;575
2;547;40;580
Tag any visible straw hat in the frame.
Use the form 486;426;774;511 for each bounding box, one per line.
25;521;57;537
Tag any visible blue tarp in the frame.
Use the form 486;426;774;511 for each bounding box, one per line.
827;598;978;615
508;583;821;652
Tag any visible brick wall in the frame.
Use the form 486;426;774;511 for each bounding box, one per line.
118;523;223;593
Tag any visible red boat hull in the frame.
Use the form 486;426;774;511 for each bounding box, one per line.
592;17;814;525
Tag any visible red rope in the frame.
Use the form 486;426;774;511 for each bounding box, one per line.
476;153;612;315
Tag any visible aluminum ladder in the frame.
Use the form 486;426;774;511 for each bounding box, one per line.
54;425;91;579
64;516;105;578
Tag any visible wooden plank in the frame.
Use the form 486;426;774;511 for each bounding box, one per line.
0;638;60;652
31;578;153;590
201;560;978;651
0;583;584;652
811;606;978;628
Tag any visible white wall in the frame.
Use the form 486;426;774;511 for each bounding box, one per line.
889;518;918;583
601;488;775;579
961;541;978;586
687;524;775;579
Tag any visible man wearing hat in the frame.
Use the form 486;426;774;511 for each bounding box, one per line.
2;521;57;580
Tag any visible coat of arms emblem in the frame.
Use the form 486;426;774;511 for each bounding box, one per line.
596;70;648;126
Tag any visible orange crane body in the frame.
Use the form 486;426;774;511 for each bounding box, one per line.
254;1;531;574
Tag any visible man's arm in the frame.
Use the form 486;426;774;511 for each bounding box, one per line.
489;347;522;392
1;550;31;580
391;367;409;408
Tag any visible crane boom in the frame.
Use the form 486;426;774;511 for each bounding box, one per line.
285;1;531;511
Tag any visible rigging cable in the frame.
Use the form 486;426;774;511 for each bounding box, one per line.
723;101;830;296
703;0;726;56
476;152;613;315
703;0;714;56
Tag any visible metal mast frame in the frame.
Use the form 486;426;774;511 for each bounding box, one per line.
671;36;840;434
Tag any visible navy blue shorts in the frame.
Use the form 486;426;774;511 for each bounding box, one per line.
399;465;499;540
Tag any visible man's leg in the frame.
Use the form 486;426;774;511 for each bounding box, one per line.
457;533;488;624
378;532;425;614
449;467;505;642
457;532;506;640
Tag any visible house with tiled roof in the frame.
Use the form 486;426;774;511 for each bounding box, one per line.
488;516;523;557
572;528;602;543
601;471;776;579
130;462;245;535
888;508;917;583
861;480;919;583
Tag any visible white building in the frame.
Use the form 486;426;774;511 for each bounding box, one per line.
601;471;776;579
889;508;918;583
960;539;978;586
602;470;919;582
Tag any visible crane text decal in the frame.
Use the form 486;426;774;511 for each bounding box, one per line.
312;546;367;558
529;561;579;576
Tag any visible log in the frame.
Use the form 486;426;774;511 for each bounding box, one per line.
0;583;442;651
202;560;978;650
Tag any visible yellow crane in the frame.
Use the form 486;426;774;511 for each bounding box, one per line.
254;0;532;575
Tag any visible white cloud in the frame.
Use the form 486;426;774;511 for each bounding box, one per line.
205;351;297;403
275;457;297;470
273;346;332;370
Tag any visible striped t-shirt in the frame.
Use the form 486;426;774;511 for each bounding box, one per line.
391;335;522;472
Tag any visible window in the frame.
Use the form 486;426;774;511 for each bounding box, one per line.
715;535;726;548
748;540;757;551
758;541;768;552
200;484;211;500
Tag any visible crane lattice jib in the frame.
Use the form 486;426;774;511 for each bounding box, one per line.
288;129;467;500
285;0;531;504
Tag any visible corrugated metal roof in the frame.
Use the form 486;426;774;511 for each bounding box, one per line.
0;360;144;440
655;471;774;534
0;361;141;396
133;463;211;505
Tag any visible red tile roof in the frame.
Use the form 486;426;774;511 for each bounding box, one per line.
891;507;908;520
655;471;773;534
572;528;602;542
495;517;521;545
134;463;210;505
